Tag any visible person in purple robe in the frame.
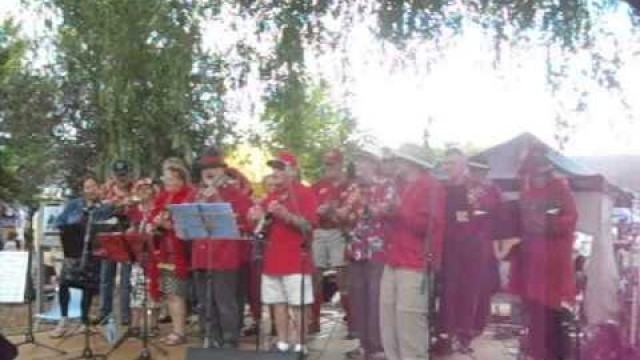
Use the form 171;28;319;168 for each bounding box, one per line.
437;148;502;354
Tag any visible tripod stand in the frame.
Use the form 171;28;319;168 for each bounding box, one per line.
105;231;168;359
66;208;107;360
14;237;67;356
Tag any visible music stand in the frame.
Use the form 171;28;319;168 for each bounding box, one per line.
63;209;108;360
101;231;168;360
169;202;243;349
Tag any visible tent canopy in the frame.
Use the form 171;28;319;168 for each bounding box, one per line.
470;132;633;207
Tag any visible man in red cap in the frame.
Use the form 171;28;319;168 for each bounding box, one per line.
380;149;445;360
508;145;578;360
191;147;253;348
248;151;317;355
310;149;354;335
436;148;501;354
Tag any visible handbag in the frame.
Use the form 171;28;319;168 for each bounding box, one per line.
60;258;101;290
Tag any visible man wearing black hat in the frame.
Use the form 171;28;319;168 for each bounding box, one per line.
96;160;135;325
191;147;253;348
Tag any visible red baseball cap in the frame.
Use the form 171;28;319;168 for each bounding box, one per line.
267;151;298;169
323;149;343;165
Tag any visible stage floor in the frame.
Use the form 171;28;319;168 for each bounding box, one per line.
6;306;518;360
0;298;516;360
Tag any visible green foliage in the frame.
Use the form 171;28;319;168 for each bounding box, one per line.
36;0;235;186
261;75;358;181
0;19;50;204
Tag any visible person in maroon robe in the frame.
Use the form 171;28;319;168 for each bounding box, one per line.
509;145;578;360
437;148;502;353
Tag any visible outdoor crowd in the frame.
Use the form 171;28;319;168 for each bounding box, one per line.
48;144;578;360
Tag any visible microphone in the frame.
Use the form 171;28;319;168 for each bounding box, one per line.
253;213;273;238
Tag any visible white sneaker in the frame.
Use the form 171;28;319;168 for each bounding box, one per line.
275;341;290;352
49;319;68;338
293;344;309;356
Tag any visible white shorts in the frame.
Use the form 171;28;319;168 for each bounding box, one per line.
261;274;314;306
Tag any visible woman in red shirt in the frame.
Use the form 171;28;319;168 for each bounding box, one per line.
148;158;196;346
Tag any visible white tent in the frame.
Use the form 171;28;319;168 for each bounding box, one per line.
473;132;631;324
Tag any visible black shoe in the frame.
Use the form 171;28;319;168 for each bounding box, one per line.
128;327;141;338
242;324;258;337
431;337;453;356
91;314;109;326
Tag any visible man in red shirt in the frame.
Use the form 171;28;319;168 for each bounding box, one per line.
191;147;253;348
380;150;445;360
310;149;353;335
97;160;135;325
248;151;317;355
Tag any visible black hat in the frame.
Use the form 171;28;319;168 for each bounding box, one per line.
112;160;130;176
199;146;227;168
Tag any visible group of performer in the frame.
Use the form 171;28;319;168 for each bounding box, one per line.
46;142;578;360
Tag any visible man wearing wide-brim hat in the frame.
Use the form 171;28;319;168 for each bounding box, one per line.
380;148;445;360
191;146;253;348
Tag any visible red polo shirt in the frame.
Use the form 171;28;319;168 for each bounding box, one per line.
191;181;253;270
312;177;350;229
385;172;445;271
262;182;317;275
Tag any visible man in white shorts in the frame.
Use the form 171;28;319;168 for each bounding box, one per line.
249;151;317;355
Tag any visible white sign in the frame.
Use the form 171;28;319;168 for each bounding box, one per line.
0;251;29;304
38;203;63;248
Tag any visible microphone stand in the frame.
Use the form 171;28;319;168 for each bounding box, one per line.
284;179;311;360
106;217;167;359
14;223;67;356
252;213;271;352
68;207;107;360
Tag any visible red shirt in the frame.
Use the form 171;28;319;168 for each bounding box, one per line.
191;180;253;270
263;182;317;275
103;179;134;205
385;173;446;271
149;185;197;279
312;177;350;228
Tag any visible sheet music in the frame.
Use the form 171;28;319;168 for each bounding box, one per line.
169;202;241;240
0;251;29;303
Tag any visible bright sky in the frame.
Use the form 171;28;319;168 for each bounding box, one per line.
2;1;639;156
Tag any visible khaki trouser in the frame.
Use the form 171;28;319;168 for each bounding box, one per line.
380;266;429;360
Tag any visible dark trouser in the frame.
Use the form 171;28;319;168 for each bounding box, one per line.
99;260;132;322
524;300;570;360
59;284;95;324
194;269;241;347
349;260;384;355
236;265;249;329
